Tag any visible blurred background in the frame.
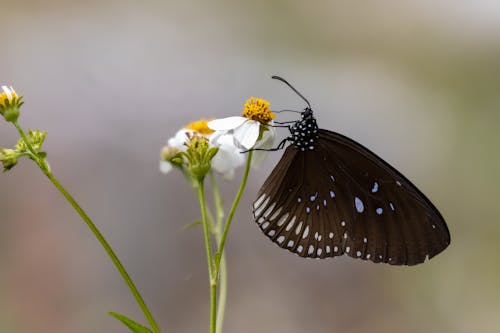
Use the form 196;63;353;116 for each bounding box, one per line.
1;1;499;332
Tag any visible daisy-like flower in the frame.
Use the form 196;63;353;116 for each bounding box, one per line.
208;97;276;151
160;119;244;179
208;97;276;169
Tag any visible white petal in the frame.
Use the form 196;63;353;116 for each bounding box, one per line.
212;140;246;179
233;121;260;149
1;85;13;99
167;129;193;150
208;131;224;145
216;133;239;147
252;126;276;168
208;117;247;131
159;161;173;174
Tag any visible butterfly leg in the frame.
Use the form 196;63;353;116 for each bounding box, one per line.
241;137;290;153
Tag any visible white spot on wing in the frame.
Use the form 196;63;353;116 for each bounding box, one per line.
277;235;285;243
276;212;289;226
261;221;270;229
341;220;346;227
302;225;310;239
355;197;364;213
389;202;395;211
326;245;331;253
286;216;296;231
363;237;367;243
254;204;265;217
345;246;350;253
356;251;362;257
330;190;335;198
376;208;383;215
263;203;276;218
269;207;283;221
254;194;266;209
268;230;276;237
295;221;303;235
297;245;303;253
287;240;294;247
371;181;379;193
317;248;322;256
334;246;339;252
308;245;314;255
329;232;334;239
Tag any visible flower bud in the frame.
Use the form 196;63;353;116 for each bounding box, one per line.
0;86;23;122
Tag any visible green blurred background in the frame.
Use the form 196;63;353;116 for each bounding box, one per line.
1;1;499;332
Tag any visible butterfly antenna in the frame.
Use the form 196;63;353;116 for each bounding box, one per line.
272;75;311;109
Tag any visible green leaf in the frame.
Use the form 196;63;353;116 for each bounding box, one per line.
181;220;202;231
108;312;153;333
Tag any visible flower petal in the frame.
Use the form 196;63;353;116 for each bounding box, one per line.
233;120;260;149
168;129;193;150
208;117;247;131
211;134;246;179
252;126;276;168
159;161;173;174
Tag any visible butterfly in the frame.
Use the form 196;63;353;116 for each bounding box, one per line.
253;76;450;265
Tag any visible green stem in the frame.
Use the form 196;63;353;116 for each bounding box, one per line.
210;171;225;232
210;172;226;333
44;172;161;333
14;122;160;333
215;150;253;274
215;246;227;333
14;122;37;155
196;180;217;333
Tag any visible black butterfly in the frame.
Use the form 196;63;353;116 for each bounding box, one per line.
253;76;450;265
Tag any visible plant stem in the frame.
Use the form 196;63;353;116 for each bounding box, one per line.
14;122;37;154
14;122;160;332
44;171;161;333
210;172;227;333
216;150;253;270
215;244;227;333
210;172;225;232
196;180;217;333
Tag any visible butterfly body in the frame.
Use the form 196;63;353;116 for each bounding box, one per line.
253;76;450;266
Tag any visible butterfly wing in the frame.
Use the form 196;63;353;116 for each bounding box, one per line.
253;129;450;265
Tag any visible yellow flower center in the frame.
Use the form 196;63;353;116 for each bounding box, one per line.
242;97;274;123
0;86;18;107
185;119;215;135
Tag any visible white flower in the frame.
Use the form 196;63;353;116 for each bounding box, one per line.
210;133;245;179
160;119;245;179
208;116;261;150
167;128;195;151
208;97;276;166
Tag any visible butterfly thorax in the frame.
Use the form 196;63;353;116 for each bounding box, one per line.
289;108;319;151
